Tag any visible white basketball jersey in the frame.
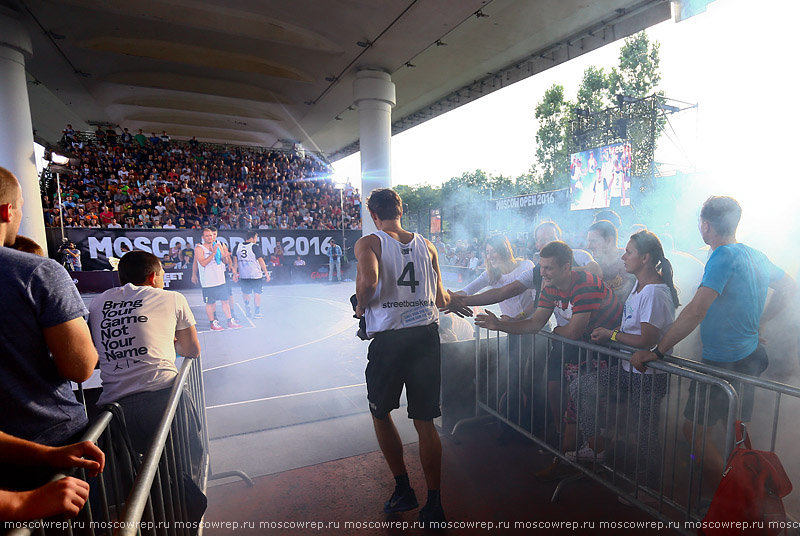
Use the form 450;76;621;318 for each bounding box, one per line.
236;242;262;280
198;243;226;288
366;231;439;336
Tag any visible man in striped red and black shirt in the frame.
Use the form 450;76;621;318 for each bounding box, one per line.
475;240;621;340
476;241;621;460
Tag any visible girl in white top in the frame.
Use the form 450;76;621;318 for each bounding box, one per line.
456;235;534;319
567;230;679;464
591;230;679;370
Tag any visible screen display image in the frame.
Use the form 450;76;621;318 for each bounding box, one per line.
569;141;632;210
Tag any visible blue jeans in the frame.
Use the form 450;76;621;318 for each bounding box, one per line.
329;258;341;281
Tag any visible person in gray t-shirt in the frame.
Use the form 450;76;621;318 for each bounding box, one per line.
0;167;98;488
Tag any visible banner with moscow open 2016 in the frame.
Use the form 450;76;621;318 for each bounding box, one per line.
45;228;361;278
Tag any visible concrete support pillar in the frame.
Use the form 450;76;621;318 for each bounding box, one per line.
0;10;46;252
353;68;395;235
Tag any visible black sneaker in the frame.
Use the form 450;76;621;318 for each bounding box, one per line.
418;501;446;526
383;486;418;514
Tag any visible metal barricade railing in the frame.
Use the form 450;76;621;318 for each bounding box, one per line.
116;358;206;536
605;341;800;452
3;357;214;536
658;348;800;523
662;352;800;451
456;327;740;532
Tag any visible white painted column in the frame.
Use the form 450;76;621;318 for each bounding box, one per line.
353;68;395;235
0;10;46;252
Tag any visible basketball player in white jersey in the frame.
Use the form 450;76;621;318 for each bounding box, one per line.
191;226;242;331
232;230;269;318
355;188;452;525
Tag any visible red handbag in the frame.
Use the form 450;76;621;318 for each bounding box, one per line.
700;421;792;535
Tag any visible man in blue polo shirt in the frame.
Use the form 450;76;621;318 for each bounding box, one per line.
632;196;795;484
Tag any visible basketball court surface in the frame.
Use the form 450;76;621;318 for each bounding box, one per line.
83;281;421;484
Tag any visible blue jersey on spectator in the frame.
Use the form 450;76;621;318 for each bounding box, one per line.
699;243;783;362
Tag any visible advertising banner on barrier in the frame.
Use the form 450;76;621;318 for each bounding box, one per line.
46;228;361;273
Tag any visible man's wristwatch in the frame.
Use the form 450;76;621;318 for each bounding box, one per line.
610;329;619;342
650;344;665;359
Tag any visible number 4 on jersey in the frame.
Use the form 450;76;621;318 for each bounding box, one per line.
397;262;420;293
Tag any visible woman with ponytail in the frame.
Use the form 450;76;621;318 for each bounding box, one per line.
565;230;678;481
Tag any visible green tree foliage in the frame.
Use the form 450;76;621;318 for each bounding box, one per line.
534;84;569;190
575;66;610;113
398;169;537;218
607;32;662;100
441;169;492;200
395;184;441;212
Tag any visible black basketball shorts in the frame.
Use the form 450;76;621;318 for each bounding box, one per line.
202;284;228;304
365;323;441;421
240;278;263;295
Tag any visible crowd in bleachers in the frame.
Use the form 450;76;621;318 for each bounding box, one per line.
45;126;362;231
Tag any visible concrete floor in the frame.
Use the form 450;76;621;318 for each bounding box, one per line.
182;281;421;484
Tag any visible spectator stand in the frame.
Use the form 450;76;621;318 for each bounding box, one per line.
44;127;362;234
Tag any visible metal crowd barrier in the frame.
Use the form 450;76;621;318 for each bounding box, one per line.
454;327;742;532
116;358;206;536
2;356;249;536
661;351;800;453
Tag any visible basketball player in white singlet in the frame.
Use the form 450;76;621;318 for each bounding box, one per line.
232;230;269;318
191;226;241;331
355;188;454;525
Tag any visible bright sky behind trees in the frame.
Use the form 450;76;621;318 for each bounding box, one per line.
333;0;800;272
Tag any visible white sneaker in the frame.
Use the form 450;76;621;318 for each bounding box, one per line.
565;443;605;462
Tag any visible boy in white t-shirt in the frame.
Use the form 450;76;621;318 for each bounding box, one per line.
89;251;201;455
